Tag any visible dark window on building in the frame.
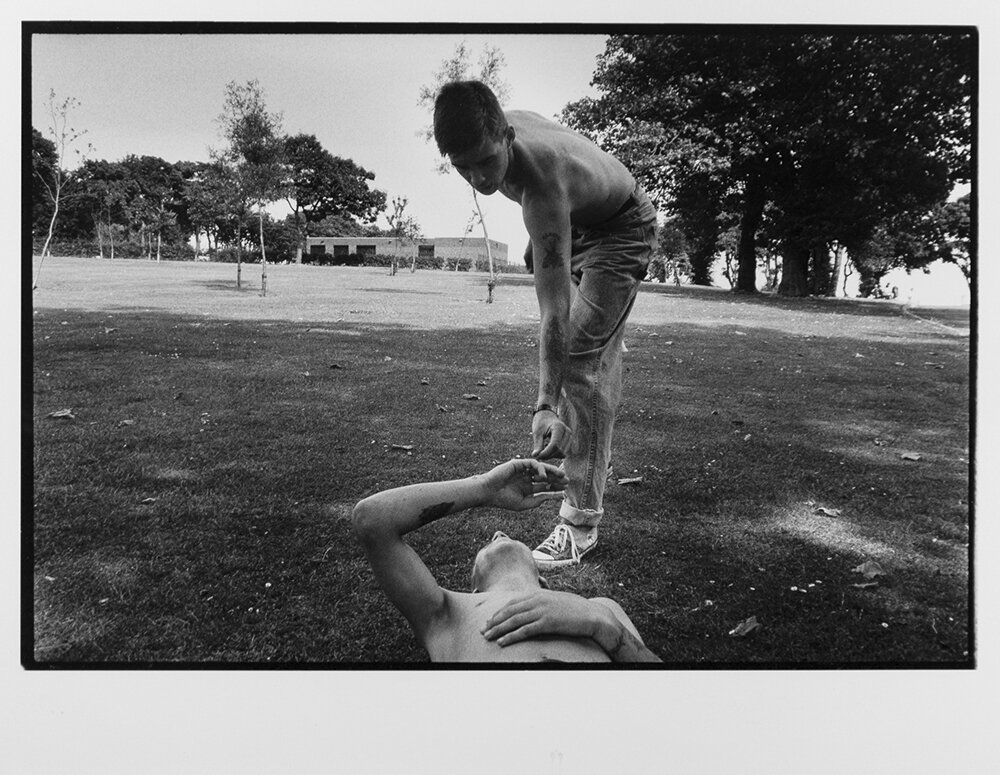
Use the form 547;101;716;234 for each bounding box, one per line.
418;244;435;259
309;244;326;255
357;245;376;257
333;244;349;258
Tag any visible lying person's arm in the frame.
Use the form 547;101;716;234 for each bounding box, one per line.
352;459;567;641
481;590;662;663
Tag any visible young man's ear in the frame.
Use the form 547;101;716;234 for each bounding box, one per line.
504;125;515;145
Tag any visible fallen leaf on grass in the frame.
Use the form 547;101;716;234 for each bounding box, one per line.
617;477;644;485
435;404;448;413
462;394;481;401
329;363;344;369
852;581;880;590
900;452;922;461
103;327;117;334
476;380;487;386
728;616;762;637
420;378;429;385
47;409;76;420
814;507;842;517
852;560;887;581
140;497;157;504
390;444;414;452
117;419;135;427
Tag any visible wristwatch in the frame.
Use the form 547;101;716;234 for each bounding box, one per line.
533;403;556;416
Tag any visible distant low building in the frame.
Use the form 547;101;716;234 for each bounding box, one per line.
302;235;508;268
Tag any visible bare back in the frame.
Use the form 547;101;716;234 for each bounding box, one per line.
423;589;612;663
500;110;636;227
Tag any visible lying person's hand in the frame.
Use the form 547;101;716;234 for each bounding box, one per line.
477;458;568;511
481;589;599;646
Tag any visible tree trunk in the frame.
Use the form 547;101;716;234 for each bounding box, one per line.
156;231;162;262
34;197;60;289
258;209;268;297
237;243;243;289
96;218;104;259
194;230;201;260
828;244;846;297
810;245;831;295
778;242;810;296
472;190;496;302
689;247;714;286
735;172;765;292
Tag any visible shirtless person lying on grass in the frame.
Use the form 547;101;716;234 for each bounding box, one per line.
352;458;661;663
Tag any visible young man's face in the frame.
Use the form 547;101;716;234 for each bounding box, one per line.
447;130;511;196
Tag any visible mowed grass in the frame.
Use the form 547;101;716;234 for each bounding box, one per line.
29;257;972;665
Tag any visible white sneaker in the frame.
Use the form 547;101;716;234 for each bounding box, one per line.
532;523;599;568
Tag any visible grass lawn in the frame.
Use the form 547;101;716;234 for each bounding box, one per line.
29;256;972;665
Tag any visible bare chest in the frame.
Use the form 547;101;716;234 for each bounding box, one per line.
425;592;611;663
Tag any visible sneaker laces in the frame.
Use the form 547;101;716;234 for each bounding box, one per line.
536;524;581;563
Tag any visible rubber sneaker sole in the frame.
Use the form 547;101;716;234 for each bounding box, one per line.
532;539;598;569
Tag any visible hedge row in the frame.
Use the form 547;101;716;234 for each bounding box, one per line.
33;239;200;261
34;242;530;274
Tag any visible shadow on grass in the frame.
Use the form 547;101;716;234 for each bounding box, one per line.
29;305;971;666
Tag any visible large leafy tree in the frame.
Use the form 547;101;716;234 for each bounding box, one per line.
283;133;386;262
562;32;973;295
71;158;131;257
937;194;972;286
116;155;185;260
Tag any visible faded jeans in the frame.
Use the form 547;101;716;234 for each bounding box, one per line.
557;184;657;529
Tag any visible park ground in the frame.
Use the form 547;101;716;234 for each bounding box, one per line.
29;257;972;665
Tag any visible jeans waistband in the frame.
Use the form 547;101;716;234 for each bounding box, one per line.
607;183;641;221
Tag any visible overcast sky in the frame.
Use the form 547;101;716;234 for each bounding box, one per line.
30;31;609;257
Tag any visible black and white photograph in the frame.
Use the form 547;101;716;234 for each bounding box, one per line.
13;4;997;773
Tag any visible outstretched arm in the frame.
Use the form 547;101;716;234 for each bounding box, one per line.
352;459;567;640
481;590;662;663
523;191;573;460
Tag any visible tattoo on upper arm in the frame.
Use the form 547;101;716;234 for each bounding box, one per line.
417;502;455;526
539;232;562;270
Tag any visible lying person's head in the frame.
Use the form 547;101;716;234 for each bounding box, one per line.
471;530;549;593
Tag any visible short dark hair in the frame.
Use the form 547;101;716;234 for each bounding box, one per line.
433;80;507;156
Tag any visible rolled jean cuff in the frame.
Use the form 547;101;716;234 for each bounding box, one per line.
559;500;603;528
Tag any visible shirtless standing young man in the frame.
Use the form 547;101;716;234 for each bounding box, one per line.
352;458;660;662
433;81;658;567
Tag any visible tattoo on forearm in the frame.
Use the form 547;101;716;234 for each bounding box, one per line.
417;502;455;526
539;232;562;269
541;320;567;398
